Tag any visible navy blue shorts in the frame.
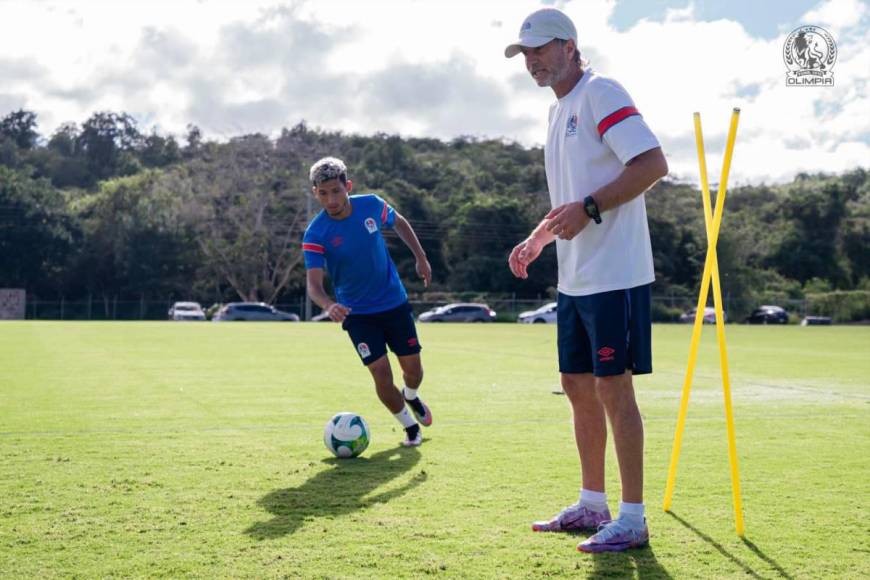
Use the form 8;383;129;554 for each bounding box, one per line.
341;302;422;366
557;284;652;377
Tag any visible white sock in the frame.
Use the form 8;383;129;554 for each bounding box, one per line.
393;407;417;428
617;501;645;528
403;386;418;400
579;489;608;512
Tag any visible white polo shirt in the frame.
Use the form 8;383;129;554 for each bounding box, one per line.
545;69;660;296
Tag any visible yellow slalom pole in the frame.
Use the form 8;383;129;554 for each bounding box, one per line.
662;115;717;512
663;110;742;525
709;110;745;536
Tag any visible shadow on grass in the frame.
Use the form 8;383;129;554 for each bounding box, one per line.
589;544;672;579
245;445;425;539
741;537;794;579
667;512;793;579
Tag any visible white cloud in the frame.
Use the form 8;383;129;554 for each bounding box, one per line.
802;0;868;31
0;0;867;184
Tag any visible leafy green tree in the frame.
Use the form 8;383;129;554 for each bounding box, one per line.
0;109;39;150
140;132;181;168
0;167;77;295
172;134;307;303
67;170;198;300
76;111;143;185
770;176;856;286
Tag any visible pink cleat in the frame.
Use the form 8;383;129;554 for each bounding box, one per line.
578;519;649;553
405;396;432;427
401;425;423;447
532;503;611;533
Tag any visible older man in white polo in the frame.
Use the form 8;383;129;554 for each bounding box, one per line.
506;8;668;553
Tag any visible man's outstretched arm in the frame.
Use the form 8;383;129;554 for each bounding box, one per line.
306;268;350;322
545;147;668;240
393;212;432;287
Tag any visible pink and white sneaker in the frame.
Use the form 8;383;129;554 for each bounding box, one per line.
405;396;432;427
578;519;649;553
401;426;423;447
532;503;612;533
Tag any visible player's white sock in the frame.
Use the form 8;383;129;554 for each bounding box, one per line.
617;501;645;528
393;407;417;428
579;489;609;512
403;386;419;400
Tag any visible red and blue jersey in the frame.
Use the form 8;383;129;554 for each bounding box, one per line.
302;194;407;314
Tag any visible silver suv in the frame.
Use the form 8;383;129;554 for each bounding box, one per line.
212;302;300;322
417;303;496;322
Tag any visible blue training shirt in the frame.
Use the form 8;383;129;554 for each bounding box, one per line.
302;194;407;315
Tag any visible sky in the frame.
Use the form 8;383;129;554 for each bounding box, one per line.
1;0;868;184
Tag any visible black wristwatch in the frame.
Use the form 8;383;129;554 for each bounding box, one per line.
583;195;602;224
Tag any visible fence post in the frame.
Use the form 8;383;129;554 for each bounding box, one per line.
140;294;145;320
87;293;92;320
113;296;117;320
60;296;65;320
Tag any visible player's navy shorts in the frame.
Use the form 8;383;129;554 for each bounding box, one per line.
341;302;422;366
557;284;652;377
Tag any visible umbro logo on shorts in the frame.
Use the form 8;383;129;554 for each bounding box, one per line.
598;346;616;362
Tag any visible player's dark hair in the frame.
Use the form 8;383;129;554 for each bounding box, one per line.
309;157;349;186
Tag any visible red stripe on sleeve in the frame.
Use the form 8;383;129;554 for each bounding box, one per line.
381;201;388;224
597;106;640;138
302;243;325;254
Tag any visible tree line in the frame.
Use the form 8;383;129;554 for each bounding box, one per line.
1;109;868;320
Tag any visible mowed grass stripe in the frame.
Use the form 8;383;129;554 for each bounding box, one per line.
0;322;867;578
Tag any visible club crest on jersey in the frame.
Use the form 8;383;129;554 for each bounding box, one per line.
566;113;578;137
364;217;378;233
357;342;371;358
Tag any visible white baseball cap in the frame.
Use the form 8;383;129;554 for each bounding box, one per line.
505;8;578;58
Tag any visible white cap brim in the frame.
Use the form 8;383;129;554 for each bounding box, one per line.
504;35;554;58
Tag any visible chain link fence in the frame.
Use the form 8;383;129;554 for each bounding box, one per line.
20;293;849;323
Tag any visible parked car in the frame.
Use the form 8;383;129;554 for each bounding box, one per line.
417;303;496;322
168;301;206;321
679;306;725;324
212;302;300;322
745;305;789;324
517;301;558;324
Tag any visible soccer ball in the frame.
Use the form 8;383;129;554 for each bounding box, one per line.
323;412;370;458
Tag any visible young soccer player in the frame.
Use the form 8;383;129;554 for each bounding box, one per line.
303;157;433;447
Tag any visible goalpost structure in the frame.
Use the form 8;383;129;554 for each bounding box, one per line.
663;109;745;537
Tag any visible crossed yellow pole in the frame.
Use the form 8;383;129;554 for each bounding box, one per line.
663;109;745;536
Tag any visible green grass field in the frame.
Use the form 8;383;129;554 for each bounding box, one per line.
1;321;868;578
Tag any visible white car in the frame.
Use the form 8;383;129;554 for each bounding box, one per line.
679;306;726;324
517;301;558;324
168;301;206;321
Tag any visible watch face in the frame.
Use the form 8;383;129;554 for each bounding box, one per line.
584;197;601;223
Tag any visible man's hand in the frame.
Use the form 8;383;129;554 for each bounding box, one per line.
326;302;351;322
416;257;432;287
508;237;544;279
545;201;590;240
